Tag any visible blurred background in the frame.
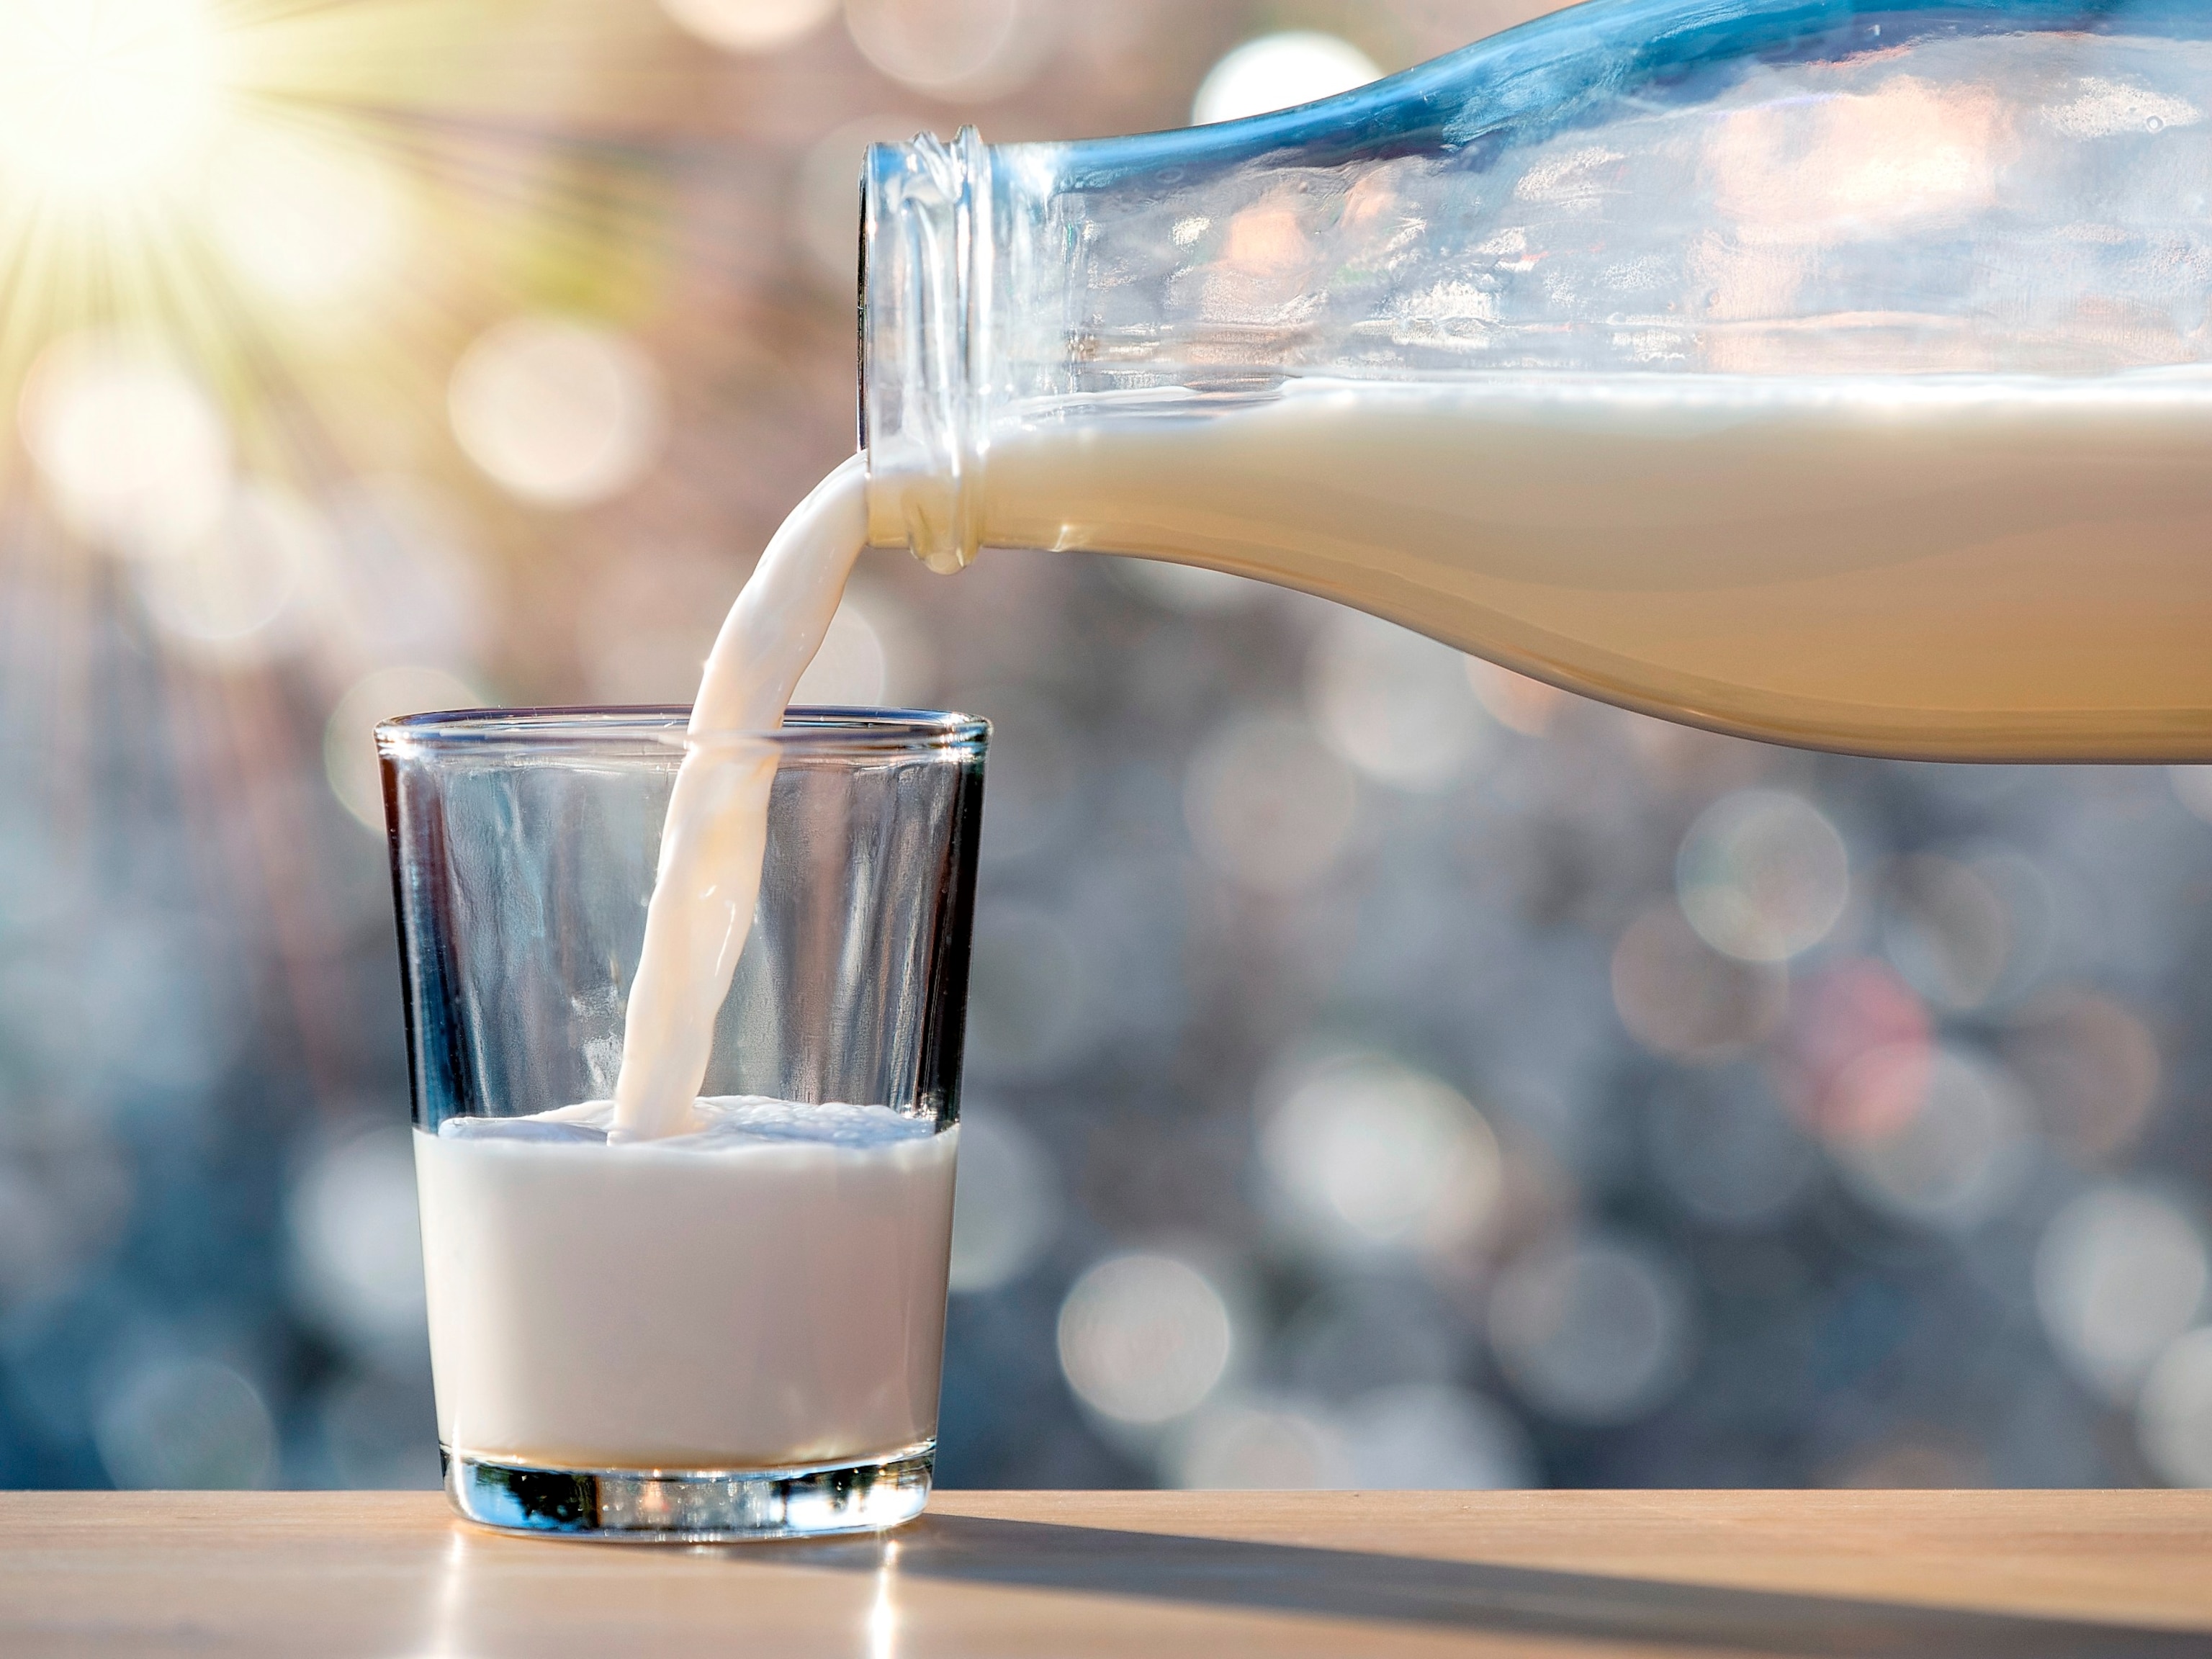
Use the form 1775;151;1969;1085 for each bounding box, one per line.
3;0;2211;1495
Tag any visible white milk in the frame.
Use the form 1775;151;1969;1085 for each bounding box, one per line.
981;371;2212;759
416;1100;958;1470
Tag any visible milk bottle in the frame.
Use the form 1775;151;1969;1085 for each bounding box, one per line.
860;1;2212;759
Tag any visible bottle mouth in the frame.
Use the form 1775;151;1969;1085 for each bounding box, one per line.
376;706;990;761
858;127;989;575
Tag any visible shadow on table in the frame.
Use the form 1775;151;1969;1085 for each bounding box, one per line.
772;1513;2204;1656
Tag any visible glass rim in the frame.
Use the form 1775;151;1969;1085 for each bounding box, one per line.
374;705;989;759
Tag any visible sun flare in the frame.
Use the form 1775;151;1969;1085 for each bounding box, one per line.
0;0;691;958
0;0;230;204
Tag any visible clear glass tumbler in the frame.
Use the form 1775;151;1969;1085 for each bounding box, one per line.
376;707;986;1542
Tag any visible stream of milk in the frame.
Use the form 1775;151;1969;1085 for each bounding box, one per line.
609;454;870;1140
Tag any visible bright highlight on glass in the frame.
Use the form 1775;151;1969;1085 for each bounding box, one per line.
448;317;670;508
1192;32;1380;126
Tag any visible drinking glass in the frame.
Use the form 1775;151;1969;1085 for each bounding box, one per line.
376;706;986;1542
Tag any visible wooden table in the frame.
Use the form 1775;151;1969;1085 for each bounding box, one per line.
1;1490;2207;1655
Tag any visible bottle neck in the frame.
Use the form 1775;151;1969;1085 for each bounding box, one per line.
860;128;993;575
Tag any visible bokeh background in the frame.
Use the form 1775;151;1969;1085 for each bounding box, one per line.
4;0;2212;1493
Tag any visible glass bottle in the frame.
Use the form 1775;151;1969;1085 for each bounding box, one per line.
858;0;2212;761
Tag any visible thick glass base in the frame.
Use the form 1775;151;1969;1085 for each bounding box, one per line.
442;1444;934;1542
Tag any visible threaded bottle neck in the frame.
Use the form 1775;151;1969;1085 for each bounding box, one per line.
859;127;991;575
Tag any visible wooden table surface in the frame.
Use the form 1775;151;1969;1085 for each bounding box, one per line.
1;1489;2207;1656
